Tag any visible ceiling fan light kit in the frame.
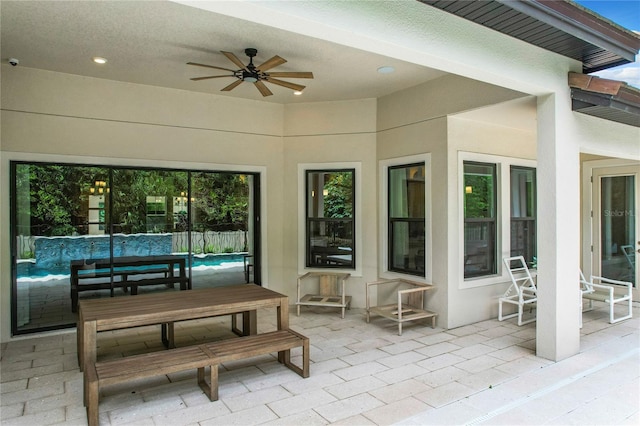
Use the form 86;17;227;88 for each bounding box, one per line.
188;48;313;97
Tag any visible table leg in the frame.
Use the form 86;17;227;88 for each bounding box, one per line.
278;297;289;330
71;267;79;313
82;320;97;373
230;311;256;335
244;311;257;335
178;260;188;290
77;308;84;368
277;297;290;363
161;323;175;348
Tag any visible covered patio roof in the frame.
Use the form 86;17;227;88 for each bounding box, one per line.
420;0;639;73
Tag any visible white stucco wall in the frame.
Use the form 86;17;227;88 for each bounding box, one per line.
376;75;536;329
282;99;378;308
0;67;287;342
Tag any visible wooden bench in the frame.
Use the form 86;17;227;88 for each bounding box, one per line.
84;345;212;426
84;329;309;425
199;329;310;400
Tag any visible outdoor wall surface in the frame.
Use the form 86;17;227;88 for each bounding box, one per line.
283;99;377;309
447;116;537;329
0;67;285;342
376;118;448;325
376;75;536;329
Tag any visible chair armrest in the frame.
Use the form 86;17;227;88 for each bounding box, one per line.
591;276;632;289
398;286;432;296
297;272;313;281
366;279;395;288
587;281;614;296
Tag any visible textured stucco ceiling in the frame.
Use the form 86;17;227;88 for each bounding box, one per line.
0;0;447;104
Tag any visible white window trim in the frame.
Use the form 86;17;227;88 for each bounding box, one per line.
379;154;432;282
458;151;536;289
298;162;362;277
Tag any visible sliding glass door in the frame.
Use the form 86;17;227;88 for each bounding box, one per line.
11;161;260;335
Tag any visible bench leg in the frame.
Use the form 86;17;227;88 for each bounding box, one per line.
85;365;99;426
281;338;310;378
300;337;310;378
198;365;219;401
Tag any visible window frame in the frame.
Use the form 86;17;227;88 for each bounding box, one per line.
463;161;498;279
305;168;356;269
458;152;536;289
379;154;432;281
298;162;362;276
509;165;537;267
387;162;427;276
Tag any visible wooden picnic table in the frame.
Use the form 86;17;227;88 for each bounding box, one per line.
77;284;289;372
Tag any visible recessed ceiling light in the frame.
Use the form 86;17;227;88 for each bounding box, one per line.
92;57;107;64
293;90;303;96
377;66;395;74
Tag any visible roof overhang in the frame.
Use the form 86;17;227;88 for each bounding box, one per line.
419;0;640;73
569;72;640;127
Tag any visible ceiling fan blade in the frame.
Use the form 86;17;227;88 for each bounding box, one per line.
190;75;235;81
256;55;286;72
187;62;237;73
254;81;273;97
267;71;314;79
266;77;306;91
221;51;248;70
221;79;243;91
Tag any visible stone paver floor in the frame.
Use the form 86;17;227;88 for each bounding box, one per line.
1;300;638;425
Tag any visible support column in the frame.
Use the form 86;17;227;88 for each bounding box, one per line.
536;94;581;361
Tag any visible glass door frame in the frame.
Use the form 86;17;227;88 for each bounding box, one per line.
9;160;262;336
584;161;639;301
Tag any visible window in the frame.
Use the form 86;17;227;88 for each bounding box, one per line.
306;169;355;268
388;163;425;276
510;166;536;266
464;162;497;278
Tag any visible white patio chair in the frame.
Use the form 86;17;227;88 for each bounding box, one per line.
499;256;537;325
580;270;632;324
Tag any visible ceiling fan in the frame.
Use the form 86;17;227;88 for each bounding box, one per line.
187;48;313;97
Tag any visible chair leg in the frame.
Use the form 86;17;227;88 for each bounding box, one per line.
610;299;615;324
517;307;523;326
